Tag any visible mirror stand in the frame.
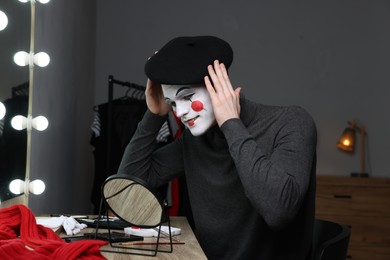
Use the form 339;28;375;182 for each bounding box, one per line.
95;174;174;256
97;201;173;256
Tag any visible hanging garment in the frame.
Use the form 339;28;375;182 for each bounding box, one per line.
0;95;28;201
90;98;148;213
90;95;182;214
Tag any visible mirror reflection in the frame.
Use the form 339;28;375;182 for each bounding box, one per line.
102;174;165;228
0;0;30;203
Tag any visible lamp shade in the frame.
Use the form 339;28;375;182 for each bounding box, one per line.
336;126;356;152
336;119;369;177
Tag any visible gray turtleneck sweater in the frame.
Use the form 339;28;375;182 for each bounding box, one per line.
118;97;317;260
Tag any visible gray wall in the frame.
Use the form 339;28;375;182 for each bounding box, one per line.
94;0;390;177
29;0;390;214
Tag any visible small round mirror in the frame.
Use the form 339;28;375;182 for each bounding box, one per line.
102;174;165;228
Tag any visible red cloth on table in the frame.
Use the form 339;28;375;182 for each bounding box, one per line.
0;204;107;259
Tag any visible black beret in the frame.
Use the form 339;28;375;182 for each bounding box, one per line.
144;36;233;85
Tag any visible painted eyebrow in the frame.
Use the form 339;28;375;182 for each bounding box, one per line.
176;87;191;96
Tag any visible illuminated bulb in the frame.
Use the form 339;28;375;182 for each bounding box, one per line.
0;102;5;120
18;0;51;3
32;116;49;131
9;179;46;195
11;115;27;130
9;179;25;195
29;180;46;195
14;51;30;66
34;52;50;67
11;115;49;131
342;139;350;147
0;10;8;31
14;51;50;67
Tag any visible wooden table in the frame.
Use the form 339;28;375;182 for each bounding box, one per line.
62;216;206;259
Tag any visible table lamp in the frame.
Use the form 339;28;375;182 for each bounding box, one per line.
337;120;369;177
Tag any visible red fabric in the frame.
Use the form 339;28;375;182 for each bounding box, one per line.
168;114;183;216
172;114;183;140
0;204;107;259
168;178;179;216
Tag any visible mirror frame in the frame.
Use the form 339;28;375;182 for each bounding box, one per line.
100;174;173;256
101;173;167;228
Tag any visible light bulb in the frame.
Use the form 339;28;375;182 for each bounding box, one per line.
9;179;46;195
0;102;5;120
29;180;45;195
0;10;8;31
11;115;27;130
11;115;49;131
32;116;49;131
14;51;50;67
9;179;25;195
34;52;50;67
14;51;30;66
18;0;51;3
342;139;350;146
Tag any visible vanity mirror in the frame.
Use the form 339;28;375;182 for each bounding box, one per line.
0;0;50;208
99;173;173;256
0;0;30;206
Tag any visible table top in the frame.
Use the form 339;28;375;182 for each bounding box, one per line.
62;216;206;260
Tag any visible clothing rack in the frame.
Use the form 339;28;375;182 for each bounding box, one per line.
107;75;145;175
12;81;29;98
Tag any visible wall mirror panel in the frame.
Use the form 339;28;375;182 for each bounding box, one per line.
0;0;30;205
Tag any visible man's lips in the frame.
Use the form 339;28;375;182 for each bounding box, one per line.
184;116;199;127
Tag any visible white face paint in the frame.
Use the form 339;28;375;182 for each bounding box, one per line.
162;84;216;136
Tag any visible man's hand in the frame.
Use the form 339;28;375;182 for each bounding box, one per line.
145;79;172;116
204;60;241;127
